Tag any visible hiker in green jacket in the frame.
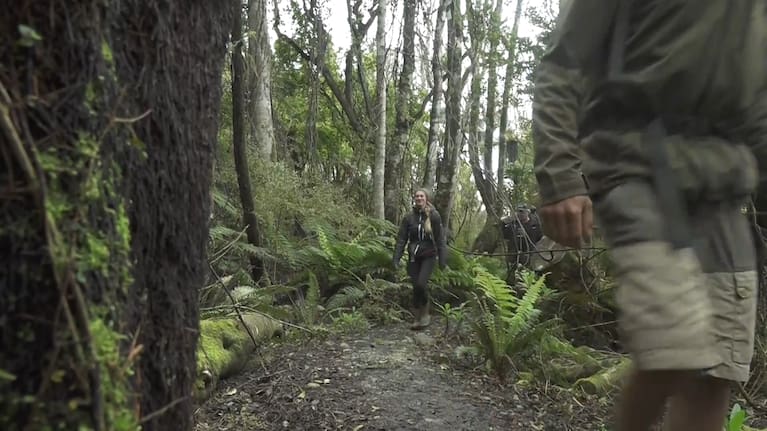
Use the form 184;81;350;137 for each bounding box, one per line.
532;1;767;430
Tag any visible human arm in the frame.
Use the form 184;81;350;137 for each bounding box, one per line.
532;0;615;204
532;1;614;247
392;216;409;267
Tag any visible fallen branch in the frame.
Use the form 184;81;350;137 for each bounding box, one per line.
200;303;313;333
140;396;188;424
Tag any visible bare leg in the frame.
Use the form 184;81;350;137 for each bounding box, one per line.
663;375;730;431
616;369;688;431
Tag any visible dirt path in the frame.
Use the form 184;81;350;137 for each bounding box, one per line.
193;319;612;431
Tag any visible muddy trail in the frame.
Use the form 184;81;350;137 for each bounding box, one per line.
193;319;614;431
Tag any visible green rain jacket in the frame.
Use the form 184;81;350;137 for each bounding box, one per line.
532;0;767;205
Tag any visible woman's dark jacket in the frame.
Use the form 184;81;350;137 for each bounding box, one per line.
392;206;447;267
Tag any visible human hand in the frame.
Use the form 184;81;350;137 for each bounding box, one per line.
538;195;593;248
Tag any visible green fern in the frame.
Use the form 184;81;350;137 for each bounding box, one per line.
505;270;548;337
211;188;240;219
295;271;322;325
469;268;554;381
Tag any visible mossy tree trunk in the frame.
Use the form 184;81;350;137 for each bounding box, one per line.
1;1;231;430
1;3;137;429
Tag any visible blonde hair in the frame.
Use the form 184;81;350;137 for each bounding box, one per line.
415;188;433;235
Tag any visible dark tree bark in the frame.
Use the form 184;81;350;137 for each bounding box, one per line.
433;0;464;231
1;3;134;428
232;0;265;283
114;1;231;430
1;1;231;430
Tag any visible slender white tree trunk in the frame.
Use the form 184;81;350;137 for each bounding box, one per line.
372;0;388;219
247;0;274;161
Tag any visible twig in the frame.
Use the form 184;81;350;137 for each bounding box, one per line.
208;264;269;375
0;82;37;185
139;396;189;424
738;382;767;414
111;109;152;124
209;226;248;264
200;304;313;333
449;244;607;257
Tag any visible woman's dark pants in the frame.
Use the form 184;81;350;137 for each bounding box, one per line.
407;256;436;308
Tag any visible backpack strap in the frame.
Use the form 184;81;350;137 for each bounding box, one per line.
604;0;692;250
607;0;631;81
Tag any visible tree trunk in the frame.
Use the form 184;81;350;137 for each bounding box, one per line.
483;0;501;184
1;4;136;428
247;0;275;161
497;0;524;198
0;2;231;430
232;0;265;283
372;0;388;219
115;1;231;429
385;0;417;223
488;0;506;218
476;0;524;252
466;3;499;252
422;0;447;191
433;0;464;231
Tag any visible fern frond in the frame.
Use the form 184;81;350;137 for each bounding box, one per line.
473;266;518;322
209;225;240;243
506;270;549;338
212;188;240;218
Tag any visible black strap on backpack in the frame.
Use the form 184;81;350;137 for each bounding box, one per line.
606;0;692;250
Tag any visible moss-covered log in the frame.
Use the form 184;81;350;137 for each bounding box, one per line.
195;314;283;400
573;357;632;396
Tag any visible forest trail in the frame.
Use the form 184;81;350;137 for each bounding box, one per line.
193;318;611;431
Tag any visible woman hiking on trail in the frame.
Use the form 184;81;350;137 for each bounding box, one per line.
392;189;448;330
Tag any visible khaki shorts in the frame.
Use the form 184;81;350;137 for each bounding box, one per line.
594;181;758;382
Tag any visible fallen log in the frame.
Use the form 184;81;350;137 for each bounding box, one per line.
195;313;283;400
573;357;632;396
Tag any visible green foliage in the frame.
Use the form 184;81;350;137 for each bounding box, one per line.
326;275;407;325
88;319;139;431
199;279;293;322
330;310;370;333
434;302;468;338
294;271;321;325
726;404;747;431
295;223;395;280
467;268;556;381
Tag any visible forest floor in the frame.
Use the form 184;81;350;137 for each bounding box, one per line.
193;316;619;431
193;316;767;431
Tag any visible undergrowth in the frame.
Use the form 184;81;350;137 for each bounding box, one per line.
199;160;630;398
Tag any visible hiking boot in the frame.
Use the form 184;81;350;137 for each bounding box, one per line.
418;303;431;328
410;306;424;330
